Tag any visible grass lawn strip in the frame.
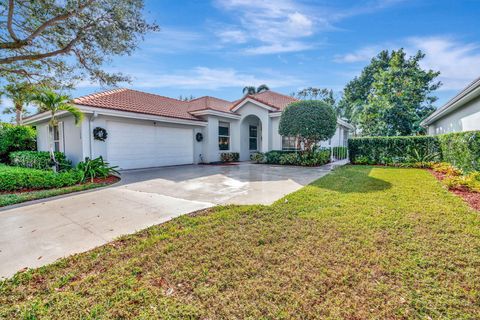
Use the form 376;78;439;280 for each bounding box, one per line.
0;176;119;208
0;166;479;319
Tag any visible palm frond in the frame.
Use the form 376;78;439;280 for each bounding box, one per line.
58;103;84;125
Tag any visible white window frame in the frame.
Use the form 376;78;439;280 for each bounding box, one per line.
282;136;299;151
218;122;230;151
50;122;64;153
249;125;258;151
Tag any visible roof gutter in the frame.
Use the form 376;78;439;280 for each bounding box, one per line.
24;105;208;127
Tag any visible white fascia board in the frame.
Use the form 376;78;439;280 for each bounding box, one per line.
336;118;354;130
25;105;208;127
269;112;282;118
421;84;480;126
80;105;208;126
231;98;277;112
23;111;70;125
189;109;241;120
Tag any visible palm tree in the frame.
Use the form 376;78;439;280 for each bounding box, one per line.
243;84;270;95
1;82;36;125
256;84;269;93
29;88;84;170
243;86;256;95
30;88;83;126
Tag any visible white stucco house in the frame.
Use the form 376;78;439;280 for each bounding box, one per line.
421;77;480;135
24;89;353;170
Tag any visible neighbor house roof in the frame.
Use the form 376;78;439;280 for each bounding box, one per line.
73;88;201;121
421;76;480;126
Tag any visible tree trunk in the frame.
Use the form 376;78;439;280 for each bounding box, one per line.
15;102;23;125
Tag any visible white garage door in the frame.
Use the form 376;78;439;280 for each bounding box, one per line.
107;121;194;170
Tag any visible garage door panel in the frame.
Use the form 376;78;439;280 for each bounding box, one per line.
107;121;194;170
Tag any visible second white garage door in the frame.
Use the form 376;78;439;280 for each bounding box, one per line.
107;121;194;170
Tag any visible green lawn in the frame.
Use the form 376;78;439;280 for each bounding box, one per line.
0;182;113;208
1;166;479;319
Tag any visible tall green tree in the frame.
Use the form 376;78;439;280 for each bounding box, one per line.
339;49;441;136
0;0;158;86
337;50;391;126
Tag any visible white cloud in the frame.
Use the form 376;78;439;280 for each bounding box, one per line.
409;37;480;90
144;27;209;53
125;67;302;90
334;46;382;63
244;42;313;55
334;36;480;90
214;0;405;55
216;29;248;44
214;0;317;54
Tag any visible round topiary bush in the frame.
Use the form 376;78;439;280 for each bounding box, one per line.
279;100;337;150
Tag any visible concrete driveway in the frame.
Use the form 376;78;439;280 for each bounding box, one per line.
0;162;337;278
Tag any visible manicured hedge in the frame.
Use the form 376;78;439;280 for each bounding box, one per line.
0;123;36;162
0;164;82;191
9;151;72;171
348;131;480;172
348;136;440;165
264;150;296;164
264;149;330;166
438;131;480;172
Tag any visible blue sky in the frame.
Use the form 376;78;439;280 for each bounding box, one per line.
2;0;480;122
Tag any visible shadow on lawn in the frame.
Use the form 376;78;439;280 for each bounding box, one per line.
311;166;392;194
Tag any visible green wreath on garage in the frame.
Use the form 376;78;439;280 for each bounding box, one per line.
93;127;108;141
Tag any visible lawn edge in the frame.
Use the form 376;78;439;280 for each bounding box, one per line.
0;178;122;212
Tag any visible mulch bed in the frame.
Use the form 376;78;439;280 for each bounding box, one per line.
428;169;480;211
0;175;120;195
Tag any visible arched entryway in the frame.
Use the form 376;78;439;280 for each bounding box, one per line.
240;115;262;161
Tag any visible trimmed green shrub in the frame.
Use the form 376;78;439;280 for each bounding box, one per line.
250;152;265;163
438;131;480;172
264;150;295;164
9;151;72;171
0;164;82;192
279;100;337;150
279;153;300;165
0;123;36;162
220;152;239;163
348;131;480;172
266;149;330;166
348;136;440;165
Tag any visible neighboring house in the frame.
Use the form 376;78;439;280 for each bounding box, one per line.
421;77;480;135
24;89;353;170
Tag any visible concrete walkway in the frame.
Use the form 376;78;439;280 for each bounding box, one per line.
0;162;341;278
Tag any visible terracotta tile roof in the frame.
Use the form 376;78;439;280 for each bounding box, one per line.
187;96;233;113
250;91;298;110
231;91;298;111
73;88;202;121
72;88;299;121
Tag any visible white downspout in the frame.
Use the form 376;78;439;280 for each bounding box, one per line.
88;111;98;159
